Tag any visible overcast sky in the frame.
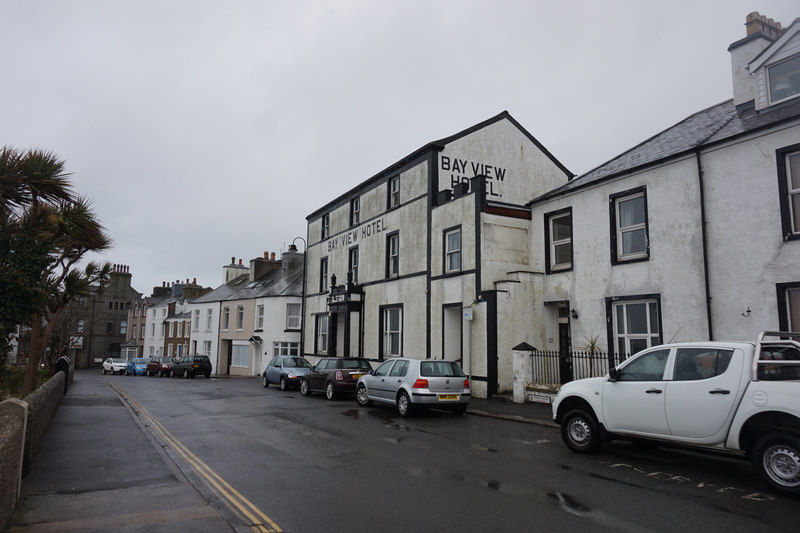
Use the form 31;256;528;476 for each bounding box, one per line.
2;1;797;296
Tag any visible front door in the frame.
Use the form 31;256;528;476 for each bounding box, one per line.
558;322;573;384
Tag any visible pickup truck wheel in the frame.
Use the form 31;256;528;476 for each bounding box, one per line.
753;434;800;495
561;409;601;453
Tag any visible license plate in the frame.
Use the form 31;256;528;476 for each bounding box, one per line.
438;394;459;401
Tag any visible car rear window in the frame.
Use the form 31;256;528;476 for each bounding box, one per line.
341;359;371;370
419;361;465;377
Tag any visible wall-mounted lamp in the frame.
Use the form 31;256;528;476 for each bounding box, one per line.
742;306;752;318
570;308;579;320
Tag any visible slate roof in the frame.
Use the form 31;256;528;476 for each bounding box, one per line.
530;96;800;203
190;266;304;304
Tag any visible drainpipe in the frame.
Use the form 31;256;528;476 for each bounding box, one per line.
696;150;714;340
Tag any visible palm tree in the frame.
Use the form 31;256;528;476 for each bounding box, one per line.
0;147;112;396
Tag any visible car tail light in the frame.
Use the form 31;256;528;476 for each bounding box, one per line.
336;371;343;380
464;379;470;389
412;379;428;389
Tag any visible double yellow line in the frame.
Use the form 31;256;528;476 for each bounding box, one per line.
111;384;282;533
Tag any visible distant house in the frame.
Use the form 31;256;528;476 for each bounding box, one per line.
188;248;304;376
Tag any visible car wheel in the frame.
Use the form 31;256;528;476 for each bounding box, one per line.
102;368;107;375
397;391;412;417
325;382;336;401
300;379;310;396
262;375;269;388
356;385;371;407
280;376;288;391
205;372;211;378
561;409;602;453
753;434;800;495
169;369;175;378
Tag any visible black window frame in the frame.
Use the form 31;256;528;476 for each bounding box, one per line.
386;231;399;278
443;225;462;275
544;207;573;273
319;257;328;293
777;281;800;331
350;197;360;227
777;143;800;241
609;186;649;264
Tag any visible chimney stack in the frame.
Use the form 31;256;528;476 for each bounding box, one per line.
745;11;783;39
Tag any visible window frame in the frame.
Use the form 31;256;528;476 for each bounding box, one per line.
315;314;329;355
320;257;329;292
610;187;649;264
236;305;244;330
388;176;400;209
380;305;403;359
231;342;249;368
321;213;330;240
286;303;301;330
255;304;264;330
350;197;360;226
545;207;573;273
777;144;800;241
222;307;230;331
607;294;662;359
348;246;359;284
767;54;800;106
777;282;800;332
386;231;399;278
444;226;462;274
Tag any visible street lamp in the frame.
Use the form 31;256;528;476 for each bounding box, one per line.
292;236;308;356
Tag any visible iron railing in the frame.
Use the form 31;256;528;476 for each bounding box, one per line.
529;350;628;385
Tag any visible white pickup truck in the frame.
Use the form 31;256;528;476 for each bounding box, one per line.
552;331;800;495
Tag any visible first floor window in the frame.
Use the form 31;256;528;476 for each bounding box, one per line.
547;209;572;271
778;283;800;332
131;324;137;340
120;320;128;335
778;147;800;238
349;246;359;284
232;343;249;367
350;197;360;226
321;213;330;239
316;314;329;354
382;306;402;357
194;310;200;330
206;309;213;330
388;176;400;208
223;307;230;330
256;304;265;330
611;189;648;262
611;298;661;357
320;257;329;292
387;232;399;278
273;341;300;356
286;303;301;329
445;228;461;273
236;306;244;330
106;320;114;334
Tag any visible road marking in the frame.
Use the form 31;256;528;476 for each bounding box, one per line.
111;384;282;533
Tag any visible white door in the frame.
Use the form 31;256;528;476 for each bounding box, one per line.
664;348;743;441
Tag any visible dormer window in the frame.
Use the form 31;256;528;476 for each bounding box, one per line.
769;55;800;104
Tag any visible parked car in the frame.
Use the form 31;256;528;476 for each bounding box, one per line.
262;356;312;390
552;331;800;495
146;356;176;377
102;357;127;375
301;357;373;400
170;355;213;378
356;358;471;416
125;358;149;376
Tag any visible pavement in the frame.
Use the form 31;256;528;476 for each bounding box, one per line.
6;371;556;532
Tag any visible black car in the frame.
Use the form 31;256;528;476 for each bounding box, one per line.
300;357;373;400
170;355;212;378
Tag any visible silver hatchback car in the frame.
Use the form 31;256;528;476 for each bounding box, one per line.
356;358;470;416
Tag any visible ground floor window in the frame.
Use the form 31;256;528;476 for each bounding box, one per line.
610;297;661;357
316;315;329;354
381;306;402;358
777;283;800;331
274;341;300;356
231;343;249;367
203;340;211;356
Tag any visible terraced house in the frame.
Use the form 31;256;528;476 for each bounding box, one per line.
300;12;800;398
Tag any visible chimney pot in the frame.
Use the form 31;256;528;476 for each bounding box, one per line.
231;256;235;264
239;258;243;265
271;252;276;261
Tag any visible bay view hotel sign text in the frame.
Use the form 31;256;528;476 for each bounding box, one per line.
303;111;572;398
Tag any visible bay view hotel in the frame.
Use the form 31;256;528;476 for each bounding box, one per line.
301;12;800;398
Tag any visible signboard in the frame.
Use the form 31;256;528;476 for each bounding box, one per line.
69;336;83;348
463;306;473;321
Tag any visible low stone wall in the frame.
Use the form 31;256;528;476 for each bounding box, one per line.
0;400;27;532
22;371;66;476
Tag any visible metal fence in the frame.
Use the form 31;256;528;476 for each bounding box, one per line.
529;350;627;385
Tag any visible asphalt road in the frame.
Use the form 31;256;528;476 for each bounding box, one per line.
14;371;800;532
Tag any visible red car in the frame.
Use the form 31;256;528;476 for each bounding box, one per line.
146;356;176;377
